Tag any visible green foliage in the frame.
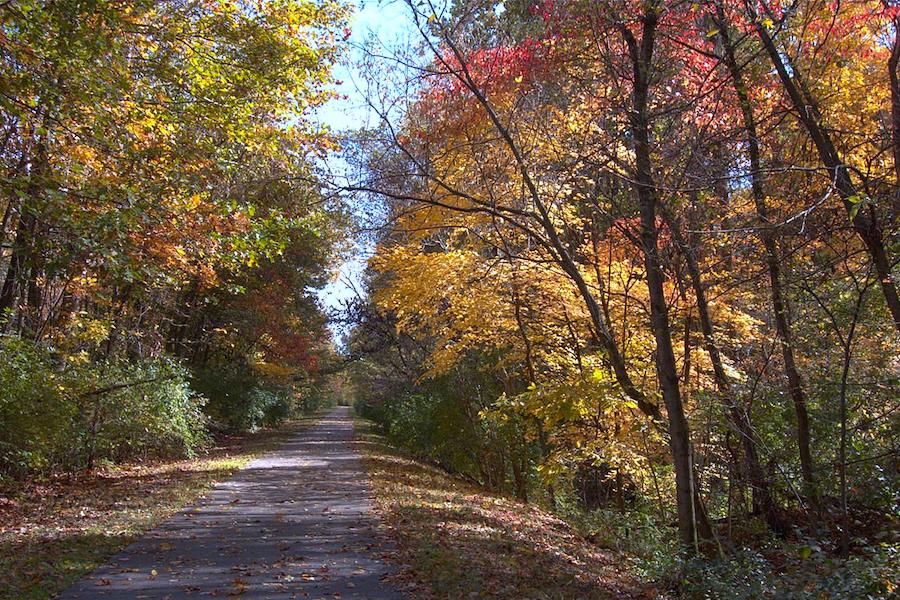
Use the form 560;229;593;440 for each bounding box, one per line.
681;549;780;599
0;0;345;475
554;498;680;582
82;360;209;465
0;337;207;478
367;390;487;477
353;359;536;494
0;337;78;475
563;501;900;599
295;382;333;415
192;365;331;433
193;366;288;433
679;543;899;600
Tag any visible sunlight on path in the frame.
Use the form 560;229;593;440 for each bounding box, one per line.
58;407;402;599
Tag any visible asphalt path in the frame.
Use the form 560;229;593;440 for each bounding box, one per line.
57;406;402;600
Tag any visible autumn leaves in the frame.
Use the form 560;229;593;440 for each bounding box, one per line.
348;0;900;558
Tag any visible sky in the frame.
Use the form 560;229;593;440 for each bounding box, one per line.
312;1;412;345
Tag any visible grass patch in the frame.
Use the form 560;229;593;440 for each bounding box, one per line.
0;411;325;600
354;418;658;599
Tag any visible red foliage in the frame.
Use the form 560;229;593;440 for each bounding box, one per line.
426;36;557;101
231;273;321;373
527;0;555;22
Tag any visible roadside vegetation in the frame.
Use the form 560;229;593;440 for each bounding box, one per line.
3;0;899;598
356;419;652;599
0;2;347;480
1;2;349;596
343;1;900;597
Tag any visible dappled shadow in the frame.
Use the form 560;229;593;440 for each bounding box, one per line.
358;425;648;600
2;531;146;600
354;435;482;497
0;416;319;532
53;408;403;600
1;461;239;600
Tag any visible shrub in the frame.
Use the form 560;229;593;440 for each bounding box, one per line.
0;337;208;478
679;543;899;599
0;337;78;476
359;386;519;488
192;366;300;432
79;359;209;467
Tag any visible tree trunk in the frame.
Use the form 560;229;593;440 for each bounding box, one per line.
511;283;557;506
622;8;709;553
0;206;28;320
442;30;664;424
1;139;49;336
748;4;900;333
886;3;900;210
511;433;529;503
662;203;783;531
715;0;811;511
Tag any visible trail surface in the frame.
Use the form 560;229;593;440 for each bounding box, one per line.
58;406;402;599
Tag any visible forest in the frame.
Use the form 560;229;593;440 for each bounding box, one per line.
1;0;899;599
0;0;349;474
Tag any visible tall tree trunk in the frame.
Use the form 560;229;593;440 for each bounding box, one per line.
0;144;32;324
25;242;44;336
747;2;900;333
885;0;900;209
621;8;710;552
511;282;556;506
837;291;864;557
434;5;717;544
440;26;664;424
663;204;783;531
0;138;49;336
0;206;28;320
0;196;13;250
716;0;815;502
511;431;529;503
166;279;199;356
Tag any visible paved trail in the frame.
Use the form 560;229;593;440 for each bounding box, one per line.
58;407;402;600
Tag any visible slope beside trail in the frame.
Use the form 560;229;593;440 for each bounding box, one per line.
58;406;402;600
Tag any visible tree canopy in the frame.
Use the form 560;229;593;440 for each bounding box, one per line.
1;0;898;597
1;0;348;473
345;0;899;591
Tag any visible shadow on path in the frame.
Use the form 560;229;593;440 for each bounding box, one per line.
58;407;402;599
